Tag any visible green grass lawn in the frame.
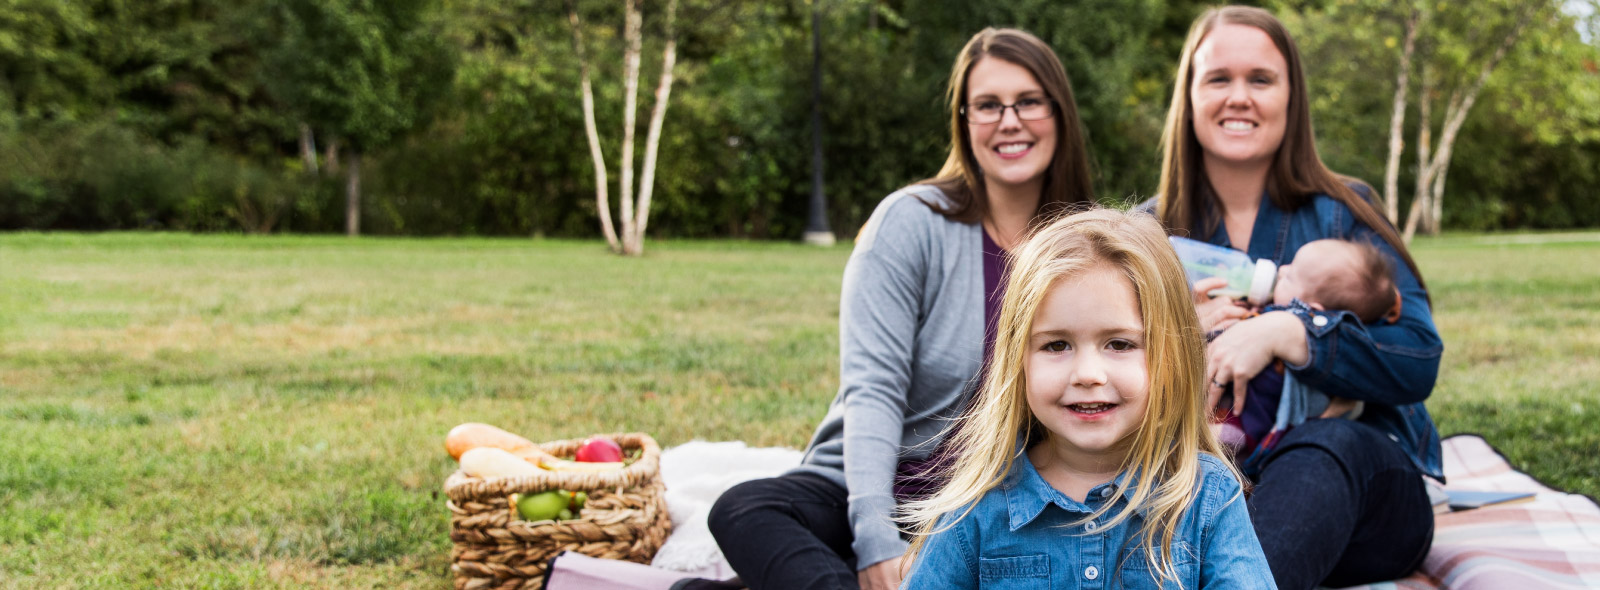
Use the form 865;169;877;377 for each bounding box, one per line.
2;230;1597;588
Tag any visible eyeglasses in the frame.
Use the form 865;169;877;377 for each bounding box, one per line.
960;98;1056;125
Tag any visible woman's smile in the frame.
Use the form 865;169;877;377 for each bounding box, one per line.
995;141;1034;158
966;57;1056;194
1190;23;1289;170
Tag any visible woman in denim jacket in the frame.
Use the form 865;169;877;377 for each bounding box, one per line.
1148;6;1443;589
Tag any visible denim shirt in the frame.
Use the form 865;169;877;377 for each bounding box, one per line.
1140;192;1445;479
901;453;1274;590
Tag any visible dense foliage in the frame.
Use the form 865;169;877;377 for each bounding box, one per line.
0;0;1595;237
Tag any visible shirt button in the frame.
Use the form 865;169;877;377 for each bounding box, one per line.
1100;486;1115;498
1085;520;1098;533
1313;315;1329;327
1085;565;1100;580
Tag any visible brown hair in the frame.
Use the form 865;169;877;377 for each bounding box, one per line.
1306;239;1398;323
1154;6;1425;289
919;28;1095;225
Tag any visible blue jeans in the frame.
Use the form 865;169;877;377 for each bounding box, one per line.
707;472;860;590
1248;419;1434;590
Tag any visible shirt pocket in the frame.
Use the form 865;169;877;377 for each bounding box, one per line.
1116;541;1197;589
978;554;1049;590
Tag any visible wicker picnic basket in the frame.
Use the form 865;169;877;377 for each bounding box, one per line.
444;432;671;590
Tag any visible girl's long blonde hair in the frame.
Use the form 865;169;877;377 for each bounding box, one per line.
901;207;1233;587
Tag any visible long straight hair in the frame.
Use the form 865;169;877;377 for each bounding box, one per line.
901;208;1233;587
919;28;1095;226
1155;6;1425;287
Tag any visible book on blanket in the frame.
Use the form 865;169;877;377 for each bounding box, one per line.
1431;489;1537;513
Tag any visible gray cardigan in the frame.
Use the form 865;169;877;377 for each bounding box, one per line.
791;185;986;569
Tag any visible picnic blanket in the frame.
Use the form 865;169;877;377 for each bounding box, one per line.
650;441;805;579
1337;434;1600;590
641;435;1600;589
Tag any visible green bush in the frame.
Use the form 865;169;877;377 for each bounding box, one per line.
0;120;320;233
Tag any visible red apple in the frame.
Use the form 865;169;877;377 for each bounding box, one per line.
574;436;624;463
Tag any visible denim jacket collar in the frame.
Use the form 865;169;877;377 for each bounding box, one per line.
999;451;1138;532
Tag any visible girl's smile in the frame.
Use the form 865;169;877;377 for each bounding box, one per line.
1025;263;1149;468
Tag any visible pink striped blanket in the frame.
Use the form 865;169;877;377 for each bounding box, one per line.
1339;434;1600;589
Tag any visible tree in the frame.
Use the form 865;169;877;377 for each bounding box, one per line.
1382;3;1422;224
1277;0;1595;238
568;0;680;255
260;0;455;236
1400;0;1547;241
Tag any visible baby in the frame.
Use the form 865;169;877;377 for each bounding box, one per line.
1218;238;1402;471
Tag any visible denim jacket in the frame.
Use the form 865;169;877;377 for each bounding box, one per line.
901;453;1274;590
1140;192;1445;479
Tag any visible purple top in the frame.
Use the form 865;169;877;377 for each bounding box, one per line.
893;229;1009;505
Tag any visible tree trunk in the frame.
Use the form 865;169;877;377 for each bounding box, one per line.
1403;68;1433;244
567;0;620;252
1383;5;1421;225
630;0;678;256
617;0;643;255
299;122;319;175
1430;156;1449;234
326;138;341;175
345;152;361;237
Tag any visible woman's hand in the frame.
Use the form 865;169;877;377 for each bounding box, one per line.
1206;311;1310;418
859;555;905;590
1192;277;1252;333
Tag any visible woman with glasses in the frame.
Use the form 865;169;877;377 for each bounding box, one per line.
703;28;1095;590
1149;6;1441;589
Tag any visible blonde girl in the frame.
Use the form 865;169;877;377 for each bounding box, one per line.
900;208;1273;589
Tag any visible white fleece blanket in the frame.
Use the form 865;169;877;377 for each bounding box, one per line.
650;441;804;577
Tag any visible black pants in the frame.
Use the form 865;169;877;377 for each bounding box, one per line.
706;472;860;590
1249;419;1435;590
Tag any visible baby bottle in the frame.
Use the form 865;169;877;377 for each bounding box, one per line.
1168;236;1277;306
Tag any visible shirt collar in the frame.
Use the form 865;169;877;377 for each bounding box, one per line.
999;450;1140;532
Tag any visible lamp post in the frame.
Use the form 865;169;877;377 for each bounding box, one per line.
803;1;835;246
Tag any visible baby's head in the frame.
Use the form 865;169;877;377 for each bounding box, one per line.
1273;239;1397;322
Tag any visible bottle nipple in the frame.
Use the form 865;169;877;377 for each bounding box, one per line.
1247;259;1277;306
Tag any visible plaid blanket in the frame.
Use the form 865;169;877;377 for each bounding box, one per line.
1335;434;1600;589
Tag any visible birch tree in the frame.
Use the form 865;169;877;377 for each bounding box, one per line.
1381;4;1422;224
566;0;680;256
1401;1;1545;242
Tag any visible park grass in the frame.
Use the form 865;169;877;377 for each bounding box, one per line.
1;230;1597;588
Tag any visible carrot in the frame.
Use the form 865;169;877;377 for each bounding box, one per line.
445;423;550;462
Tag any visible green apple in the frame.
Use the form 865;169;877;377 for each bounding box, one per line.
512;491;569;522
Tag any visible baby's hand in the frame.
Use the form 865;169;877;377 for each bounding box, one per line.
1320;396;1361;419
